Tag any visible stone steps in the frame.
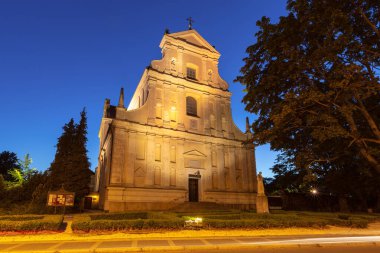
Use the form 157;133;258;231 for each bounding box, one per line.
170;202;231;212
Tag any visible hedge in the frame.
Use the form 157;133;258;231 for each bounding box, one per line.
0;215;63;231
72;211;379;232
72;214;184;232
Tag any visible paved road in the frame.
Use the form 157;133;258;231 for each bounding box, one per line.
0;235;379;252
172;245;380;253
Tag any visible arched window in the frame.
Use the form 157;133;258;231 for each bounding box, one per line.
186;96;197;116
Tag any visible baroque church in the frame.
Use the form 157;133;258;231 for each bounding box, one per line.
94;28;259;212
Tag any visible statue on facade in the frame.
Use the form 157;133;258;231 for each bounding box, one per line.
257;172;265;196
256;171;269;213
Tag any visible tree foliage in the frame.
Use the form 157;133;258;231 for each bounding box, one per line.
236;0;380;175
7;154;37;188
0;151;19;181
48;109;92;203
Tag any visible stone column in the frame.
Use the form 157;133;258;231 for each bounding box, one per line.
177;85;185;130
177;139;186;188
241;147;249;191
146;134;155;186
201;55;208;82
204;142;212;191
202;92;210;135
177;47;184;78
126;132;136;185
147;81;157;125
229;146;237;191
246;146;255;192
215;96;223;137
162;136;170;186
110;127;124;185
217;144;225;190
162;82;171;128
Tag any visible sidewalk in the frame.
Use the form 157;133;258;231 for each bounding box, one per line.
0;223;379;252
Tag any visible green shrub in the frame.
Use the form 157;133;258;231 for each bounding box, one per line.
338;214;350;220
90;212;148;220
0;215;43;221
202;214;241;220
71;215;91;232
0;215;63;231
72;214;184;232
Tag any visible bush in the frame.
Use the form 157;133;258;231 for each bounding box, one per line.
90;212;148;220
0;215;63;231
0;215;43;221
72;213;184;232
338;214;350;220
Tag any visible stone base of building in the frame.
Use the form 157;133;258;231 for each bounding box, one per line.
102;186;257;212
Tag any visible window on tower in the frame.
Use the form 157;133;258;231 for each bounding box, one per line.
186;96;197;116
186;67;196;80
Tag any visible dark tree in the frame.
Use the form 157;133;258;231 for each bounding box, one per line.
236;0;380;211
48;109;92;205
0;151;20;181
236;0;380;175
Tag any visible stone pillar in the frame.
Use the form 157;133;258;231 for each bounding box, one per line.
177;139;186;188
163;82;171;128
177;47;184;78
126;132;136;185
246;146;255;192
122;131;129;185
217;145;225;190
147;81;157;125
146;134;155;186
204;143;212;191
215;97;223;137
229;146;237;191
241;147;249;191
110;127;124;185
201;55;208;82
177;85;185;130
202;93;210;135
162;137;170;186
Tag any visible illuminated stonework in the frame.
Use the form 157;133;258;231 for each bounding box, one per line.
95;29;258;211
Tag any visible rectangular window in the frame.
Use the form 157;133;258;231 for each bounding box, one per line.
186;67;196;80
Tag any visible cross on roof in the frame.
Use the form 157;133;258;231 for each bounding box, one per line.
186;17;194;30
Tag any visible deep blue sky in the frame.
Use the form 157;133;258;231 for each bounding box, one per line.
0;0;287;177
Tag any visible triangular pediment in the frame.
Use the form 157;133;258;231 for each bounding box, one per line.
167;29;219;54
183;149;207;157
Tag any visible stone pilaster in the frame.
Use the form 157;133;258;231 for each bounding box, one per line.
110;127;124;185
126;132;136;185
162;137;170;187
217;144;225;190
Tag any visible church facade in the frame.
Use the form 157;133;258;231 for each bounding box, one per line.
94;29;258;212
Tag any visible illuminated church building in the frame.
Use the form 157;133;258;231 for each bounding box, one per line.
95;28;259;211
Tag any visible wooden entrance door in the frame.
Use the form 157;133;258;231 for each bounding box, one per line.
188;178;199;202
84;197;92;209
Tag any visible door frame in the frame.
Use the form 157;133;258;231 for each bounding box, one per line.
188;172;201;202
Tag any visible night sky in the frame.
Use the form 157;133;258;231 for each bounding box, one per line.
0;0;287;177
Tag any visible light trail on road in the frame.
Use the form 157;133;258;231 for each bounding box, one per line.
245;235;380;245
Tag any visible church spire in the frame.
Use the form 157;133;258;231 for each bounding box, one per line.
245;117;251;133
118;87;124;108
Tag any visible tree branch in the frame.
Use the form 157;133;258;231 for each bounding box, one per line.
358;7;380;39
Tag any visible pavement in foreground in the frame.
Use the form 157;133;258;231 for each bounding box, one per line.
0;235;379;253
